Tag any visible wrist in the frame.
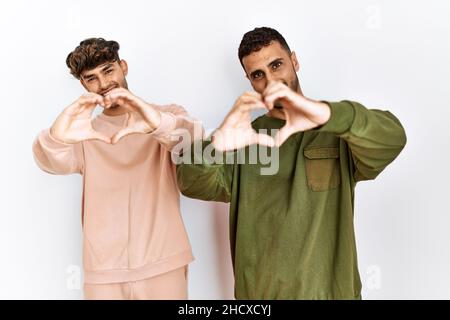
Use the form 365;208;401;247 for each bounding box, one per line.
305;99;331;126
151;110;162;131
317;101;331;125
145;109;162;133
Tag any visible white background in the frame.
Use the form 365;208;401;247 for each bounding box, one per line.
0;0;449;299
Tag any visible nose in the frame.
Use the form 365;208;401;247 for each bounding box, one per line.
98;77;110;93
265;72;275;84
263;72;284;91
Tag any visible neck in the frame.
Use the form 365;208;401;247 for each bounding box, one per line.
267;108;286;120
102;105;128;116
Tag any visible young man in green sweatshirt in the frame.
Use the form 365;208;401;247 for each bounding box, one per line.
176;27;407;299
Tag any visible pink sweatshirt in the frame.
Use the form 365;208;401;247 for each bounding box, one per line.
32;105;202;284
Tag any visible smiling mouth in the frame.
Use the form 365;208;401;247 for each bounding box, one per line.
101;86;118;96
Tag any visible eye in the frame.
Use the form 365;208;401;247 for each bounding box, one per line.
105;69;113;74
272;61;282;70
252;71;264;80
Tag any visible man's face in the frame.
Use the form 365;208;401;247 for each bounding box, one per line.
242;41;300;95
80;59;128;96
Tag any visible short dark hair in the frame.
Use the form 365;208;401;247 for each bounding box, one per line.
66;38;120;79
238;27;291;67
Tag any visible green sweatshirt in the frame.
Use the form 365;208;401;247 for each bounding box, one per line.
176;100;407;299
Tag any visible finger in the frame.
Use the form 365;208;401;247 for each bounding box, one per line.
85;131;111;144
273;126;296;147
103;95;114;108
241;91;263;100
104;90;122;107
105;88;134;104
106;87;127;96
264;89;293;110
67;96;100;115
242;94;266;104
80;92;103;101
74;103;97;119
263;81;285;96
264;90;285;110
264;81;289;97
234;95;264;110
84;99;105;118
106;95;138;112
111;128;135;144
236;101;268;113
252;133;275;147
81;93;105;107
109;97;129;110
235;91;264;104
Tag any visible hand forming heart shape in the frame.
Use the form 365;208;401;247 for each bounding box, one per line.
50;89;162;145
212;81;331;151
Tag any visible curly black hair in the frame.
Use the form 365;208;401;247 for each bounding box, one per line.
238;27;291;68
66;38;120;79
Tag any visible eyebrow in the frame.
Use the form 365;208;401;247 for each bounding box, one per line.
82;63;114;79
268;58;284;68
249;58;284;78
100;63;114;72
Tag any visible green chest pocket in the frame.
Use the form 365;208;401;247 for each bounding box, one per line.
303;146;341;191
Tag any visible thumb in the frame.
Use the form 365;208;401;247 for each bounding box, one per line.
274;127;295;147
253;133;275;148
111;127;135;144
86;131;112;144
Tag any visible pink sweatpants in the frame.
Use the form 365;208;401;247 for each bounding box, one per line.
83;266;188;300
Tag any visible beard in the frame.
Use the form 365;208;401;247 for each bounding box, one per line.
290;74;300;92
274;75;300;109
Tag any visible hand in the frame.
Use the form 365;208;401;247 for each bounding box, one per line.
212;92;275;151
263;81;331;146
103;88;162;144
50;93;111;144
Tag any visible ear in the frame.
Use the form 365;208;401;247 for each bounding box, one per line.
291;52;300;72
119;59;128;76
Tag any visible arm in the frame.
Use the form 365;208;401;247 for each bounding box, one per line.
263;81;407;182
32;129;84;175
177;91;275;202
317;100;407;182
176;140;233;203
104;88;204;151
32;93;109;175
149;104;204;152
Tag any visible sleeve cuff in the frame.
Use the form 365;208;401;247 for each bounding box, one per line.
43;128;74;148
149;111;177;137
315;100;356;135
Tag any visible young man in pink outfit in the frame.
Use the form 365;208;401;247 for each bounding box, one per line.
32;38;202;300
